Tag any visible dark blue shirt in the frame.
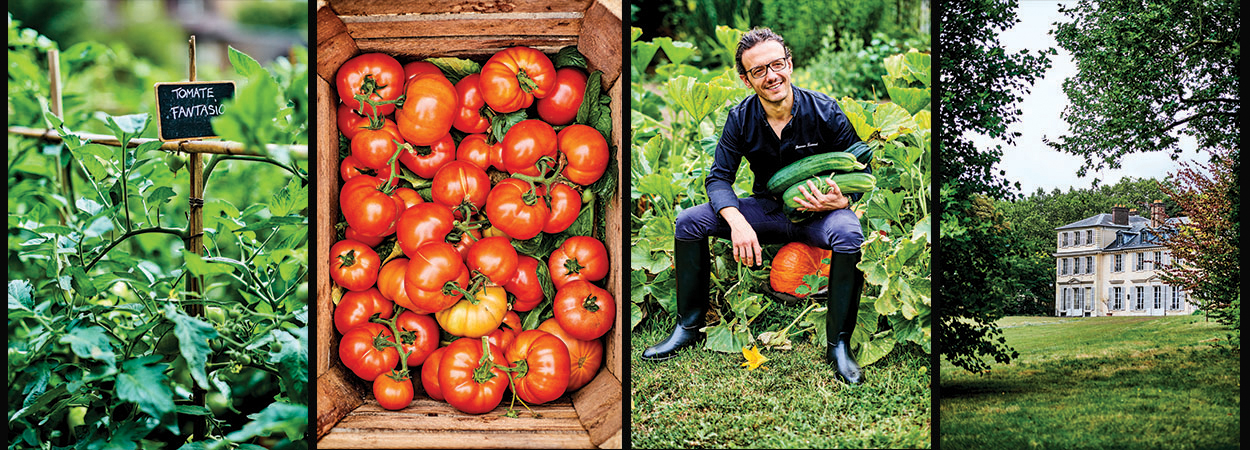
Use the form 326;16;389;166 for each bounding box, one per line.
706;86;866;214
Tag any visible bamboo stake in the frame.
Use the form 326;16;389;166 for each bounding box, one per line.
6;126;308;158
186;35;207;442
49;49;75;225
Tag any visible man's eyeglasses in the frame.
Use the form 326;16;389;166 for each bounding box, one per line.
746;57;789;79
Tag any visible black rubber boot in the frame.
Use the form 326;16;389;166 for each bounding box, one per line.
825;251;865;385
641;238;710;361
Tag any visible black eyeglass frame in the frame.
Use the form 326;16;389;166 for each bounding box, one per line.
746;57;790;80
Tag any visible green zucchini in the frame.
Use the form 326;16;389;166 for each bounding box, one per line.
780;172;876;209
846;141;872;165
766;152;866;194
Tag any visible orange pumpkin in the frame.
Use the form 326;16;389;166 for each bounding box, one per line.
769;242;831;297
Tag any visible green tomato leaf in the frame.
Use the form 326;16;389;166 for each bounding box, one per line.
267;328;307;401
59;326;116;365
115;355;175;420
182;250;234;276
552;46;588;69
163;304;218;390
228;45;268;80
226;402;307;442
9;279;34;310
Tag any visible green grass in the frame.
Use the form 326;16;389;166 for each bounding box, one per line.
940;315;1240;450
630;304;931;449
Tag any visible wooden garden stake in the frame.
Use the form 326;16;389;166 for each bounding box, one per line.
48;49;75;225
185;35;208;441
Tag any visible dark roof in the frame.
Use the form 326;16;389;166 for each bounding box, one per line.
1102;217;1189;251
1054;213;1138;230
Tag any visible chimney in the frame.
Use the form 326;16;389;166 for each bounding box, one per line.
1150;200;1166;228
1128;208;1138;218
1112;205;1128;225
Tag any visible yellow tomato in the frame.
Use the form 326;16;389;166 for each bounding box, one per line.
435;286;509;338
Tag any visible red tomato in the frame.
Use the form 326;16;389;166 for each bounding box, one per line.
391;187;424;210
453;73;491;134
501;310;522;332
548;236;609;289
340;176;400;238
395;203;456;259
464;236;518;287
337;53;405;117
397;71;458;146
505;330;570;404
484;178;549;240
340;154;393;184
334;287;394;335
337;103;370;141
542;182;582;234
505;256;545;312
501;119;558;177
339;322;399;381
557;124;610;186
456;133;493;171
438;337;509;414
351;127;402;171
402;60;442;85
344;224;385;248
421;346;447;401
537;318;603;392
536;67;588;126
398;132;456;179
377;258;416;312
395;311;440;366
431;160;491;217
435;286;509;338
373;372;414;410
488;140;506;172
330;239;381;291
404;242;472;314
552;280;615;341
486;311;520;352
478;46;556;113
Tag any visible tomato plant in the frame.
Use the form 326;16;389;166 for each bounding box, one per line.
8;19;308;448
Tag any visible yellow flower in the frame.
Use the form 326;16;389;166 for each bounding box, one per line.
741;345;769;370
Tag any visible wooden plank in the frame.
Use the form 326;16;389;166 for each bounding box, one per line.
603;77;624;382
329;0;594;16
320;398;594;449
317;4;359;85
315;74;338;381
577;0;622;86
316;366;368;440
355;37;579;60
320;430;595;449
570;371;622;448
342;12;582;40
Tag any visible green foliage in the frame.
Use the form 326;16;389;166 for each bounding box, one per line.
938;0;1053;374
8;18;307;450
630;27;930;365
1048;0;1239;177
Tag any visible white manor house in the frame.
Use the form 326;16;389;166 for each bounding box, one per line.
1053;202;1196;317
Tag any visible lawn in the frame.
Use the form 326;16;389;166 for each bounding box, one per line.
630;304;932;449
939;315;1240;450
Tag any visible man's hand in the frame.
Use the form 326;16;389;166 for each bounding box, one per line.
793;176;849;212
719;207;763;266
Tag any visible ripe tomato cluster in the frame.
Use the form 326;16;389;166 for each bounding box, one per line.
329;47;614;415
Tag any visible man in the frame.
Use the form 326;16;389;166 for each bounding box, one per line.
640;27;869;385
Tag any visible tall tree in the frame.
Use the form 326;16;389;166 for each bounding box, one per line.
938;0;1052;373
1047;0;1240;177
1159;147;1239;335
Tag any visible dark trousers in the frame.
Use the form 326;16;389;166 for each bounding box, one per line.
674;196;863;253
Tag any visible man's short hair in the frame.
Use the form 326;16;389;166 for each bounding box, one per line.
735;27;792;78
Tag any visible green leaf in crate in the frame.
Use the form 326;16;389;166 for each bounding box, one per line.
424;57;482;85
552;46;588;69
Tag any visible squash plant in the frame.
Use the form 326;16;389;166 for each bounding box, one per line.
8;17;308;450
630;27;931;366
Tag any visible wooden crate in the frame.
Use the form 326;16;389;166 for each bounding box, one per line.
313;0;623;448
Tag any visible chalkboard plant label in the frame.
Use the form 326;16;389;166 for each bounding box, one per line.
154;81;236;141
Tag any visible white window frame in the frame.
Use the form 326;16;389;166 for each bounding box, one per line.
1135;286;1145;310
1084;287;1093;311
1113;287;1123;310
1086;230;1093;245
1114;254;1123;272
1086;256;1093;274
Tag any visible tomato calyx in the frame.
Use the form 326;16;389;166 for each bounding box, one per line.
473;336;502;384
581;294;601;313
563;258;587;275
516;68;539;94
354;91;406;119
337;249;360;268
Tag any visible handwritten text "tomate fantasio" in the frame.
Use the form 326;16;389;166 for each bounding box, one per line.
169;104;225;119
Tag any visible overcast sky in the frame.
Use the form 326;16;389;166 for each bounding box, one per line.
969;0;1204;195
